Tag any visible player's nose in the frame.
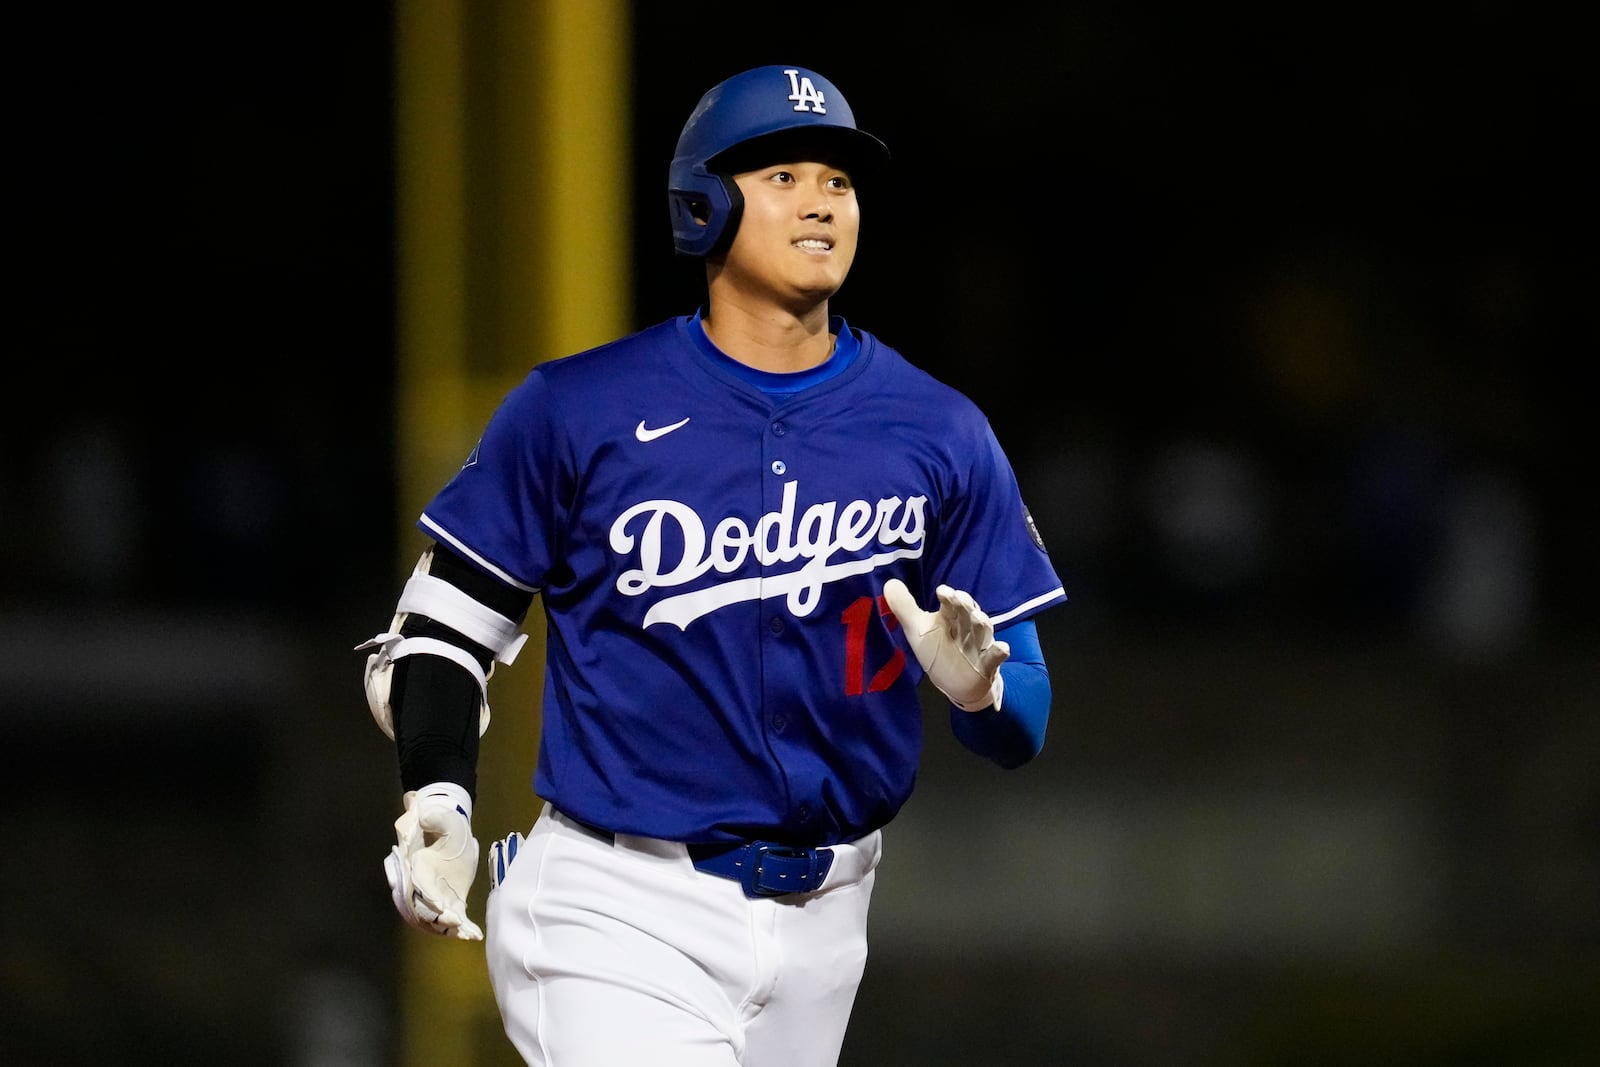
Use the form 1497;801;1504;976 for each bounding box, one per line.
800;179;835;220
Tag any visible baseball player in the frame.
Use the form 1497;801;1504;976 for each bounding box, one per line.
358;64;1067;1066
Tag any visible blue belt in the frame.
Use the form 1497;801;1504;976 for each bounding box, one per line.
687;840;836;898
557;809;833;899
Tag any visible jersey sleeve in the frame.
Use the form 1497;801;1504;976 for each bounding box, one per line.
417;369;569;591
924;415;1065;627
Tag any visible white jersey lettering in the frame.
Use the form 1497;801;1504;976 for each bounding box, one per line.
610;480;926;629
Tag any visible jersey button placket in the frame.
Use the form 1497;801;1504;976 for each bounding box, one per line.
762;423;790;763
766;427;787;636
760;422;815;838
768;419;788;477
764;444;786;640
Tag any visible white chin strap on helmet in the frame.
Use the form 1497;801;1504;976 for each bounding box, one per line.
356;549;529;739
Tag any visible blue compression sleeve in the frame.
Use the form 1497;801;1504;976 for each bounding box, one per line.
948;619;1050;769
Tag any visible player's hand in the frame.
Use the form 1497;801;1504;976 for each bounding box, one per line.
883;579;1009;712
384;784;484;941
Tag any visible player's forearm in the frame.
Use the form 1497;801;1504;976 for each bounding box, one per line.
378;543;535;796
946;619;1050;767
949;657;1050;768
391;636;486;795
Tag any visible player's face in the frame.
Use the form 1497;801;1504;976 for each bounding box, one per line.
722;160;859;308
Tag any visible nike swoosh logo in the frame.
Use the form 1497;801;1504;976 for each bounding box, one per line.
635;417;691;442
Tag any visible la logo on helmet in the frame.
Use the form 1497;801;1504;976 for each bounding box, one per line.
783;69;827;114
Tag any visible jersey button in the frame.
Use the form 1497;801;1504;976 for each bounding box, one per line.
770;460;787;476
772;714;787;732
768;616;785;635
772;421;787;436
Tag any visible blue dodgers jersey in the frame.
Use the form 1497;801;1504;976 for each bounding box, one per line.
420;314;1067;846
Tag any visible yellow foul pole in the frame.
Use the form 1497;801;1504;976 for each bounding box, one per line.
392;2;630;1063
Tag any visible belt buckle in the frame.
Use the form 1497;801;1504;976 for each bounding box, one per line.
739;842;831;898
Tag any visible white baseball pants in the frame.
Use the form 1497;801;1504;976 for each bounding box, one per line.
486;803;882;1066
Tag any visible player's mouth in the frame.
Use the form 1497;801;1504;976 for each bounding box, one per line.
793;237;832;253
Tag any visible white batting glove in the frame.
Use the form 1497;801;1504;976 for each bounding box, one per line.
883;579;1009;712
383;783;483;941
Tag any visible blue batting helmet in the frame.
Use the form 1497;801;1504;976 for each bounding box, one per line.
668;65;890;257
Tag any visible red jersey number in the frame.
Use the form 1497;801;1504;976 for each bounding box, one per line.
840;594;906;696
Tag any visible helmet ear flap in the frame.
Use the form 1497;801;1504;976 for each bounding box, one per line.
669;172;744;258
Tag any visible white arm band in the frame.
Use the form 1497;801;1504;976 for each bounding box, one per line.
356;632;495;741
355;548;529;741
397;571;529;665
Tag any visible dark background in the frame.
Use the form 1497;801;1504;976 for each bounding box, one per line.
5;3;1595;1065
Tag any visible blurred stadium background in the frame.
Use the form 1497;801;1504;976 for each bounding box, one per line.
5;2;1595;1064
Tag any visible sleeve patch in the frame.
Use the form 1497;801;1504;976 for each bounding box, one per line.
1023;505;1047;552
